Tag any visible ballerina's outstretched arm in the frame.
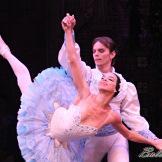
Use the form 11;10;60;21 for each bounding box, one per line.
0;36;32;94
112;112;162;150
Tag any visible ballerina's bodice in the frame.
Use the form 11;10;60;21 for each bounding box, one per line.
48;104;98;142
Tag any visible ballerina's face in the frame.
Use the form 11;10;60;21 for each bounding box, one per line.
98;73;117;94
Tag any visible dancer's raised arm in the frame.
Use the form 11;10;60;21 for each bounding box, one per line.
61;15;89;98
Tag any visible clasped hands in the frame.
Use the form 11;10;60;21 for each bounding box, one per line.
61;13;76;32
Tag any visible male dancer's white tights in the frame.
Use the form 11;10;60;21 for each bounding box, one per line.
84;132;129;162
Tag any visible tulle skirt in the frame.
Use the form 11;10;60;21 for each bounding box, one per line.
17;67;85;162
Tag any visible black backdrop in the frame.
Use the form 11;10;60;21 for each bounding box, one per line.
0;0;162;162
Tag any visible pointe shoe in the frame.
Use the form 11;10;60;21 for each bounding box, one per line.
0;35;10;58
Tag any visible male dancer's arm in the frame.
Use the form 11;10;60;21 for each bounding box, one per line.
120;81;158;139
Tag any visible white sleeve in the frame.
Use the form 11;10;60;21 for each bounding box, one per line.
120;82;158;139
58;42;92;82
58;42;80;72
121;82;149;130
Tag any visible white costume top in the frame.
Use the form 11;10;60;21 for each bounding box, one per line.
48;104;97;142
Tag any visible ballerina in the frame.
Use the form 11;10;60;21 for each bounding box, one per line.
0;16;162;162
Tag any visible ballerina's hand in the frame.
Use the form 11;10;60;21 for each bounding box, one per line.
153;139;162;150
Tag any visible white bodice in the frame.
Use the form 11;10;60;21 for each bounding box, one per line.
48;104;98;142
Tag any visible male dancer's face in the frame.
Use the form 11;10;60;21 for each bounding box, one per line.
92;41;114;68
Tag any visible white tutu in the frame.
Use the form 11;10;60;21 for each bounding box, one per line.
17;67;85;162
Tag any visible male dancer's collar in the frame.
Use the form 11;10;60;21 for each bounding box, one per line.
95;66;115;76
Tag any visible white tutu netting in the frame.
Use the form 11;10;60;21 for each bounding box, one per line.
17;67;85;162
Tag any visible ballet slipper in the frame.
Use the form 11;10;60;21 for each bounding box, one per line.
0;35;10;58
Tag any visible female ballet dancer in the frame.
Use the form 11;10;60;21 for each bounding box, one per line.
0;16;162;162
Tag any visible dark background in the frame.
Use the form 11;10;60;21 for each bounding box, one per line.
0;0;162;162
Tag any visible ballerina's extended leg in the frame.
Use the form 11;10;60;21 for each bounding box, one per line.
0;35;32;94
